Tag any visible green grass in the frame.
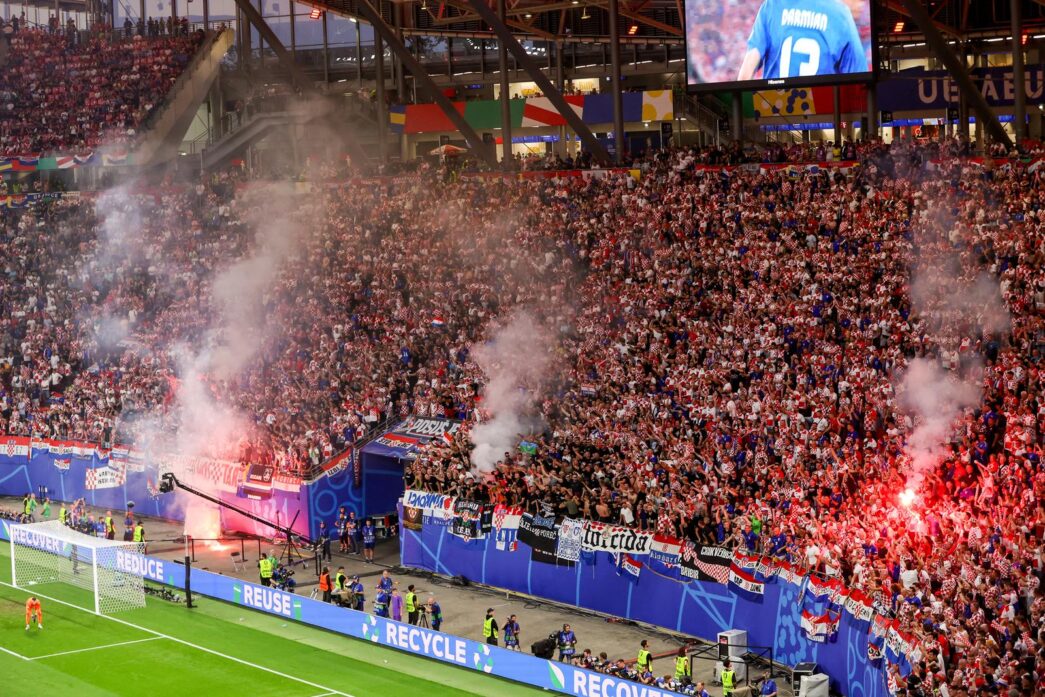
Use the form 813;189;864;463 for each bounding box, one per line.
0;542;545;697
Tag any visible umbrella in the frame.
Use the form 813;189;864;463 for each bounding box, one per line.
429;144;467;156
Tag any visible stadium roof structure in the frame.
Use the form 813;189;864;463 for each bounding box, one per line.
297;0;1045;45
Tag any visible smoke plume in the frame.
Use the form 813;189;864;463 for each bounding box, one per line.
469;312;553;473
897;358;981;487
896;197;1010;489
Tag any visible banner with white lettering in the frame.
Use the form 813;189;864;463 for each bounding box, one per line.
580;521;653;556
728;564;765;595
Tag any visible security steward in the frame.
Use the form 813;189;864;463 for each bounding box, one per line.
482;608;499;646
59;503;68;526
259;554;274;586
405;584;420;625
133;522;146;553
721;660;736;697
104;511;116;540
318;567;332;602
674;647;692;685
637;640;653;674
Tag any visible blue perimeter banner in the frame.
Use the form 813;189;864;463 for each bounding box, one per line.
401;514;890;697
0;522;680;697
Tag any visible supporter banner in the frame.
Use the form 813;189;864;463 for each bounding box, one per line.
402;505;424;531
450;500;485;540
518;513;565;565
403;489;455;526
492;505;522;552
844;589;875;623
362;416;463;461
556;518;584;563
85;462;126;490
728;564;764;595
868;615;889;661
679;543;731;583
580;521;653;555
2;436;32;458
801;608;839;643
776;558;806;587
648;534;681;566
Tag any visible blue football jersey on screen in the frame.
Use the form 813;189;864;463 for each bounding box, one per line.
746;0;868;79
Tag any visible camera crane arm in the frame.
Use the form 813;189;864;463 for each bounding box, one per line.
159;473;313;545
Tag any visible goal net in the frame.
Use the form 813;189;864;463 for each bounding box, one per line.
10;520;146;615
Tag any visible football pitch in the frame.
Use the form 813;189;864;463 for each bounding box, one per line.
0;542;545;697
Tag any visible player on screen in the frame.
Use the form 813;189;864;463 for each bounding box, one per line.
25;597;43;630
736;0;867;81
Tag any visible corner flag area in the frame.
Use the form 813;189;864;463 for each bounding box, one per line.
0;542;544;697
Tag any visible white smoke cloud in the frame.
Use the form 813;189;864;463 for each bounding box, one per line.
469;312;553;473
87;182;308;539
897;357;981;488
896;197;1010;490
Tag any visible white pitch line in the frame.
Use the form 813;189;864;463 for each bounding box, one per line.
0;644;30;661
31;636;164;660
0;581;355;697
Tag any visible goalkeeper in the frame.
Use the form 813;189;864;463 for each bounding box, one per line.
25;596;43;630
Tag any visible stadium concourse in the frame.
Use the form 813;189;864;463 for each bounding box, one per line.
0;137;1043;696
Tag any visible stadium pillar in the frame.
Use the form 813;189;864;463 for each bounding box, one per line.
203;0;209;30
375;32;388;161
832;85;842;144
497;0;513;166
731;91;742;145
556;41;566;157
356;20;363;88
900;0;1011;149
1011;0;1026;144
322;11;329;84
355;0;495;164
393;2;406;102
464;0;612;164
607;0;625;162
232;0;314;94
866;81;878;141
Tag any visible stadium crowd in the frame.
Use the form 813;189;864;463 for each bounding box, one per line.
0;27;204;155
0;136;1042;694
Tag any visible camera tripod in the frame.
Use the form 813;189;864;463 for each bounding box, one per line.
416;610;429;629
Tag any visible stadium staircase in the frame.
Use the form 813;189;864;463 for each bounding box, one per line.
198;93;378;169
134;28;235;167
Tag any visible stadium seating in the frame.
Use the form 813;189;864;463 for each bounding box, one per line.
0;28;204;155
0;140;1042;695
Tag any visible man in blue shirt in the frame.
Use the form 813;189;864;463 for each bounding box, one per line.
759;672;779;697
737;0;867;81
362;518;376;563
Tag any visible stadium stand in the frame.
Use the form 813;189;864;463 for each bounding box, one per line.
0;28;204;155
0;139;1042;695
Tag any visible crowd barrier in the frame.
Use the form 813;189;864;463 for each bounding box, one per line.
0;521;682;697
400;500;894;697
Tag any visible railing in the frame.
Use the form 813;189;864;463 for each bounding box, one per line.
306;413;396;481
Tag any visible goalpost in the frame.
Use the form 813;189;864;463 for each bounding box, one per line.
10;520;147;615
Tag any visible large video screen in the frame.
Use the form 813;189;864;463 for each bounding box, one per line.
685;0;873;91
